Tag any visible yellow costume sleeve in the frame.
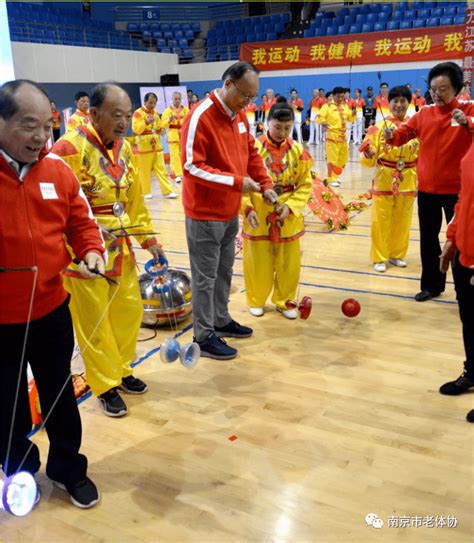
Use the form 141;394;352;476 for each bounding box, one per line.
317;104;329;125
161;107;172;128
359;124;382;168
285;147;313;217
132;109;148;135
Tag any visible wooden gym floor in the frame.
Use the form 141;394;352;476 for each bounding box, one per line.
1;145;472;543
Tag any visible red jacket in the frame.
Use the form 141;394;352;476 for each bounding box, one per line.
181;91;273;221
0;150;104;324
389;98;474;194
447;141;474;267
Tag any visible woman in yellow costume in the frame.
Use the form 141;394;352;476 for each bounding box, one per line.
360;85;419;273
132;92;177;199
242;96;312;319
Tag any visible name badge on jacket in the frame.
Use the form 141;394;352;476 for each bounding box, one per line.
238;122;247;134
39;182;58;199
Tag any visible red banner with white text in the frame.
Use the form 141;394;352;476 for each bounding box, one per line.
240;26;464;70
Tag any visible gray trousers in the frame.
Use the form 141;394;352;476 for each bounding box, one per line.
185;216;239;342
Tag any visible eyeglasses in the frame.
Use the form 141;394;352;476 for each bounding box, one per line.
429;86;450;95
231;80;258;102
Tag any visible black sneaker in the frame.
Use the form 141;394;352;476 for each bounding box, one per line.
197;333;237;360
439;372;474;396
415;290;441;302
52;477;100;509
467;410;474;423
119;375;148;395
214;319;253;338
97;389;128;417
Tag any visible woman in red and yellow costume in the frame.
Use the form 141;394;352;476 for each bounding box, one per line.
242;96;312;319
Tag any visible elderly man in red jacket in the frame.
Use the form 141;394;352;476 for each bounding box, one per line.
0;80;104;508
439;136;474;423
181;61;278;361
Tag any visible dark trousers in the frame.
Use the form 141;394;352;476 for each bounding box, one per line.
417;191;458;293
453;256;474;378
0;298;87;485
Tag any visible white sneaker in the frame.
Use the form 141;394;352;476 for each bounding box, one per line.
329;180;341;188
144;194;153;199
389;258;407;268
277;307;298;319
373;262;386;273
164;192;178;199
249;307;264;317
174;176;182;184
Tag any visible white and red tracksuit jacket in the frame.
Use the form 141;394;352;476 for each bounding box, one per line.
181;91;273;221
0;149;105;324
447;141;474;267
389;98;474;194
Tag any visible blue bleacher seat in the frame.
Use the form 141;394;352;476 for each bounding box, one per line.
216;36;226;46
163;30;173;39
378;12;390;23
161;47;171;53
255;32;266;41
262;14;272;24
361;22;374;32
400;20;412;30
349;23;362;33
207;28;217;38
264;23;274;33
427;17;440;26
139;22;149;32
181;23;191;31
392;10;404;21
170;23;180;31
207;36;216;46
360;4;371;14
183;48;193;59
381;5;392;14
275;22;285;33
325;26;337;36
267;32;277;40
226;35;235;45
178;38;188;47
161;23;170;31
440;16;454;25
185;30;194;40
432;8;443;18
174;30;184;39
254;24;264;33
417;9;430;19
153;31;163;39
355;13;367;24
191;22;201;32
454;15;465;25
339;7;350;17
149;23;159;32
270;14;281;24
369;3;382;13
413;19;426;28
235;34;245;44
303;28;314;38
404;10;416;19
127;23;138;32
374;22;386;32
247;33;256;42
281;12;291;24
156;38;166;48
338;24;349;35
366;13;377;23
387;20;400;31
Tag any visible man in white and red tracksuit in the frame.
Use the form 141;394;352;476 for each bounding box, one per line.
383;62;474;302
181;61;278;361
0;80;104;508
439;131;474;423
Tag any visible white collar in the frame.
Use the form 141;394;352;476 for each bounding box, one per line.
215;90;235;119
0;149;36;180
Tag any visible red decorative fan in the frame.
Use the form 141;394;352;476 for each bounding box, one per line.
285;296;312;320
307;173;349;231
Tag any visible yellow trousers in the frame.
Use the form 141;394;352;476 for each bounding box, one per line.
371;194;415;263
168;141;183;178
243;238;301;309
137;151;173;196
325;140;348;181
63;256;142;396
